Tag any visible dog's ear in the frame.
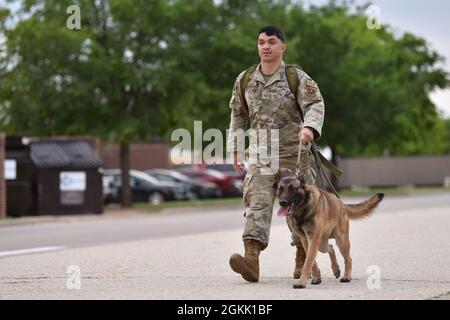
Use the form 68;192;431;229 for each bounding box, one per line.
274;168;292;185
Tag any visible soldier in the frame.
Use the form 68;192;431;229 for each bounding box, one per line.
227;26;325;282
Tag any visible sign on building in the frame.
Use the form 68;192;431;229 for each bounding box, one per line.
60;172;86;205
60;172;86;191
4;159;17;180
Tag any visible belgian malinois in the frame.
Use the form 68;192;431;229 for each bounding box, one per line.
276;169;384;289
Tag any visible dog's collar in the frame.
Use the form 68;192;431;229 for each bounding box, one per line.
288;191;308;216
287;199;298;216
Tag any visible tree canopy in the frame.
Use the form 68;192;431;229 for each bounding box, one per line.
0;0;449;157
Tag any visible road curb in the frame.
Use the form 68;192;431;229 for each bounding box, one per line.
0;205;243;228
0;208;149;228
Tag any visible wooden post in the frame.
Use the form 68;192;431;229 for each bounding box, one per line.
120;143;132;208
0;133;6;218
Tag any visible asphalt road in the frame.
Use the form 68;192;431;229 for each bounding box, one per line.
0;191;449;299
1;192;449;252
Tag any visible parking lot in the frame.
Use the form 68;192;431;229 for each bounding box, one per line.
102;165;244;205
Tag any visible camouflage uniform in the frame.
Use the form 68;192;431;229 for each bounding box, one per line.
227;61;325;250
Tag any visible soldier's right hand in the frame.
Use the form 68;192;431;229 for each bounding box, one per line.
232;151;245;174
233;163;245;174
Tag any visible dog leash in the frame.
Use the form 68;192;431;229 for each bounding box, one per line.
296;141;341;199
310;142;341;198
287;199;297;217
287;192;324;217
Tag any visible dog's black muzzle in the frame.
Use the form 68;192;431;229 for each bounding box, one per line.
279;199;290;207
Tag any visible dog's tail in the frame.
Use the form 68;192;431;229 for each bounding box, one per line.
344;193;384;220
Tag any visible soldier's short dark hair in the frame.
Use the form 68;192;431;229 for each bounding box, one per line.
258;26;285;43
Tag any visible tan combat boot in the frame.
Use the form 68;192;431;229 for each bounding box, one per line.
229;239;262;282
293;245;306;279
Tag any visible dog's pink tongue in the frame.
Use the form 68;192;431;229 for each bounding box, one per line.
277;207;289;217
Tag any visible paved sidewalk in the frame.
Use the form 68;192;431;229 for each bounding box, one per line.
1;204;449;300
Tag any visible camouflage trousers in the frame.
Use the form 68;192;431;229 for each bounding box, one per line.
242;143;315;250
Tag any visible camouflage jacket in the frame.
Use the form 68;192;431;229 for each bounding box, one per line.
227;61;325;158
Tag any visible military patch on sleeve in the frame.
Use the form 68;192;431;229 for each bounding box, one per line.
306;87;316;96
306;79;318;89
305;79;319;98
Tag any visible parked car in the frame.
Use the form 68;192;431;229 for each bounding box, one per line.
204;163;246;180
203;163;246;194
102;169;187;205
145;169;220;199
176;167;241;197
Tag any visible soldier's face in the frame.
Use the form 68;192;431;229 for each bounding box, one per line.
258;33;286;63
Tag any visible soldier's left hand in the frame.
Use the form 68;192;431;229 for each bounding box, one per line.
299;127;314;144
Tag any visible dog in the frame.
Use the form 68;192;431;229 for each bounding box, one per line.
275;168;384;289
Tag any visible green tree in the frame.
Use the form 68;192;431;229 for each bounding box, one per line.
0;0;175;207
285;3;449;160
1;0;449;201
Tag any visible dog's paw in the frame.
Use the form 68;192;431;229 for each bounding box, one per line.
333;269;341;279
340;276;352;283
311;278;322;285
293;281;307;289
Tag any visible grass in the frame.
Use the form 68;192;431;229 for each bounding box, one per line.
339;186;450;197
105;197;243;213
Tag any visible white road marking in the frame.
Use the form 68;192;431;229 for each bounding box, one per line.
0;246;65;257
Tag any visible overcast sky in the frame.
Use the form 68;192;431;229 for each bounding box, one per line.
305;0;450;118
